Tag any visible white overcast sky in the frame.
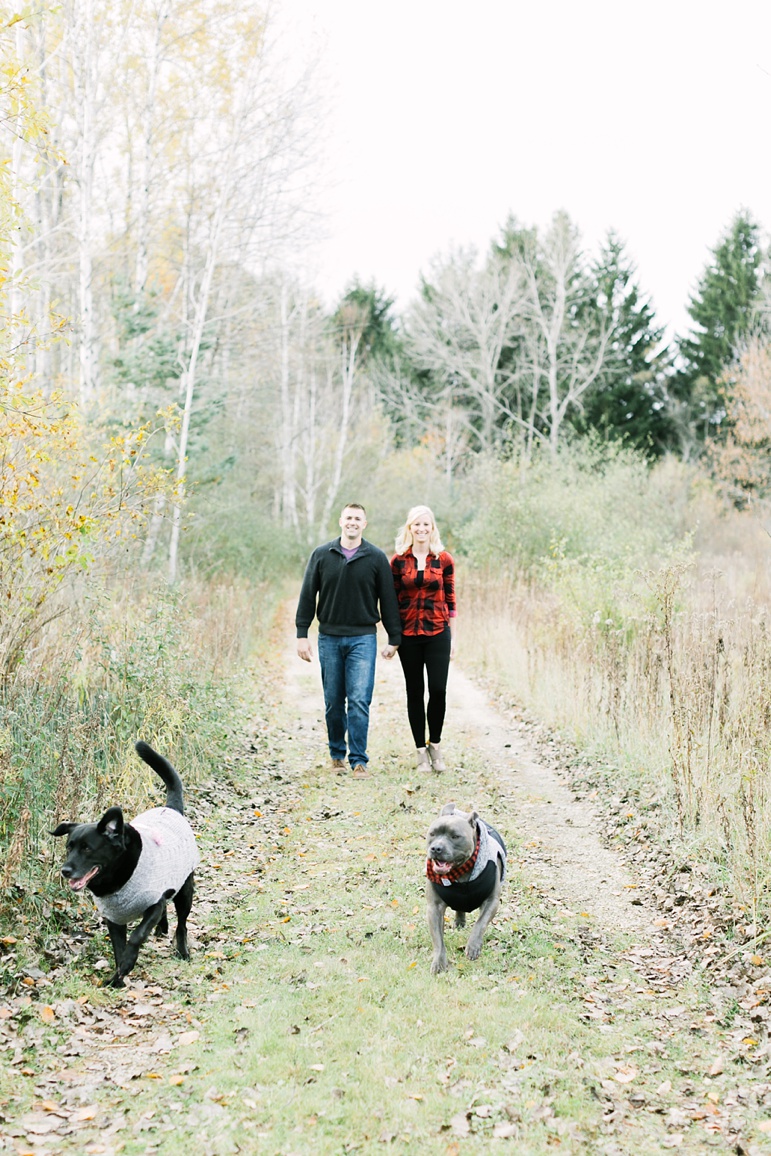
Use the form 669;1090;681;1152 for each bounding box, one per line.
276;0;771;338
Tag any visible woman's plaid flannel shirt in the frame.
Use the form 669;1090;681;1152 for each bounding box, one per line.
390;550;456;637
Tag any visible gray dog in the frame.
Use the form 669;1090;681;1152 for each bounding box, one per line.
425;802;507;974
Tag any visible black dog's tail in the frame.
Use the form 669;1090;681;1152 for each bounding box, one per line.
135;741;185;815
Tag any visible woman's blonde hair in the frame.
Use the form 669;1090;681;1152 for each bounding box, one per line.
395;505;444;556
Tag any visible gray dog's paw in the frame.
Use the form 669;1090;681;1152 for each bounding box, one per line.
430;956;449;975
465;941;482;961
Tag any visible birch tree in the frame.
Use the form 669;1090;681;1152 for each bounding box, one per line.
163;4;315;580
403;248;526;456
263;279;376;545
512;212;610;458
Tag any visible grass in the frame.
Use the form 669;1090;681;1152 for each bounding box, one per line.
2;649;768;1156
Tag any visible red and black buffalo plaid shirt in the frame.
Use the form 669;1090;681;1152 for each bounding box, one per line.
390;550;456;637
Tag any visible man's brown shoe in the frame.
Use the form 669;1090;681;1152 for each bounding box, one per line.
331;758;346;772
352;764;369;778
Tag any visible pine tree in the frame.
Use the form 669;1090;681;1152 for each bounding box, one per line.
575;234;673;456
676;211;764;439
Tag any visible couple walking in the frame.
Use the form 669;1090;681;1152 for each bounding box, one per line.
296;503;456;776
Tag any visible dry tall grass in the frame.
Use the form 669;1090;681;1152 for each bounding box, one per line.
0;572;273;897
462;494;771;920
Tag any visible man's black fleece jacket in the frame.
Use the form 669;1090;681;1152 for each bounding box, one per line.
296;538;402;644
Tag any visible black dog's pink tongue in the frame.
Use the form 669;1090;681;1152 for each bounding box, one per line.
69;866;99;891
431;860;452;876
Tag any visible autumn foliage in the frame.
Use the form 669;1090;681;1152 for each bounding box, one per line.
710;337;771;505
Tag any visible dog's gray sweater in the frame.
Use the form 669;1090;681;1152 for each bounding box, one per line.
94;808;199;925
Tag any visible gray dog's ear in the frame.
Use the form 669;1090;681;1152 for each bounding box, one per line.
440;802;457;815
467;810;479;827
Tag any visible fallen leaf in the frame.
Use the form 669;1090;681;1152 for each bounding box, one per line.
613;1065;638;1083
73;1106;98;1121
177;1031;200;1047
449;1113;470;1137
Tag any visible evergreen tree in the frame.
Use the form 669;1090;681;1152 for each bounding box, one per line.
574;234;673;456
333;279;400;368
676;211;764;438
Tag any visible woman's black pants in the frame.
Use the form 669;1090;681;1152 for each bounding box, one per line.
397;626;451;748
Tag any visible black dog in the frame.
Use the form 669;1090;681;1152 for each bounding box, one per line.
52;741;199;988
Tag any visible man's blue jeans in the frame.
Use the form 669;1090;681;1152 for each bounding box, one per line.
317;633;377;767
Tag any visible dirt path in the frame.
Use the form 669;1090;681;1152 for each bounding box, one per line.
288;627;657;943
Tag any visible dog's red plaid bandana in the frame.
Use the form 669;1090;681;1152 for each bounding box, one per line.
425;831;480;885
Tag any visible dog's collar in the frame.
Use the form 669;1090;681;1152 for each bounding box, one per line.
426;828;480;885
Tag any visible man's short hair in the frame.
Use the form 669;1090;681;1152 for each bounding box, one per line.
340;502;366;516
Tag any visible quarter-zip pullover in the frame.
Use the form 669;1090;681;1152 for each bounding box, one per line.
296;537;401;644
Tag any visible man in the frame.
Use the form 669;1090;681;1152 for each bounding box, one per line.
296;503;401;777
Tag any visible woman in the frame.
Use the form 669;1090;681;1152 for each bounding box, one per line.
391;506;456;772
